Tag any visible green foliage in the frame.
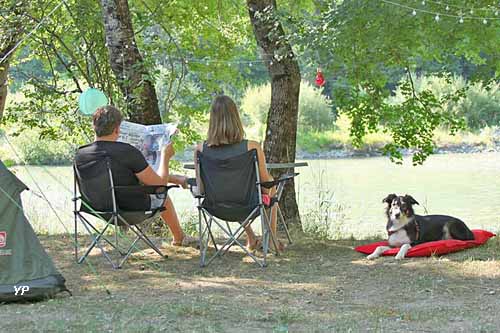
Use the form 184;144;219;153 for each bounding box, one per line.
390;75;500;130
241;81;334;141
4;129;76;165
4;0;259;151
301;170;346;240
3;0;113;142
240;83;270;140
297;130;337;152
285;0;499;163
3;0;499;166
460;83;500;129
298;81;335;131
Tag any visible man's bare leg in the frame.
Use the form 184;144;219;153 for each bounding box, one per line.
160;196;184;244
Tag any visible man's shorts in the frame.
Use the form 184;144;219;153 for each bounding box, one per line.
150;194;166;210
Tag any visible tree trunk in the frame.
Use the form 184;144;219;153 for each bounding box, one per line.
247;0;302;226
0;58;10;123
0;1;28;123
100;0;161;125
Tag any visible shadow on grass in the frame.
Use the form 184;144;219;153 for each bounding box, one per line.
2;231;499;332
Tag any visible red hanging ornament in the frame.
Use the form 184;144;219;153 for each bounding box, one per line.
315;67;325;87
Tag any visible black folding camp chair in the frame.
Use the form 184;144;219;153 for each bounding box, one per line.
73;155;178;269
193;149;295;268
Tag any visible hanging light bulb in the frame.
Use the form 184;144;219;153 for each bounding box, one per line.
459;17;464;23
249;62;253;67
421;0;425;5
445;5;449;11
435;14;440;22
470;9;474;15
495;11;499;16
483;19;488;24
412;9;417;16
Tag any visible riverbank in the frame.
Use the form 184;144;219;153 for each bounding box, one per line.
295;125;500;160
2;127;500;165
296;141;500;160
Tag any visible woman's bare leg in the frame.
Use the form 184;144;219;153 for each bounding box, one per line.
245;225;259;249
263;186;281;251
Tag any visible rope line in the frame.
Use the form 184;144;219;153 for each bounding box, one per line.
0;0;66;64
2;132;172;276
0;132;111;295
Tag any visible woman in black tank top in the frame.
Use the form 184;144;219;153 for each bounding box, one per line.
194;95;283;252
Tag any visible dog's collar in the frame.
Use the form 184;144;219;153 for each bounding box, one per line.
387;229;398;236
387;227;403;236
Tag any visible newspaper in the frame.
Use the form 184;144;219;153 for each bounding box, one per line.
118;121;177;171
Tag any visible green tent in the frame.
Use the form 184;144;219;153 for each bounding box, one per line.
0;160;68;302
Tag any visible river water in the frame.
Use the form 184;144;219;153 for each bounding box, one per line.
296;152;500;237
13;152;500;237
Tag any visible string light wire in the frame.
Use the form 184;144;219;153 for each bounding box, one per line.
414;0;498;12
381;0;500;21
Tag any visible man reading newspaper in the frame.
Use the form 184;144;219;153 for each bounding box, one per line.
118;121;178;171
75;105;197;247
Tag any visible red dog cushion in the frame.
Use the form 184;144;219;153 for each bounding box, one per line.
355;230;495;257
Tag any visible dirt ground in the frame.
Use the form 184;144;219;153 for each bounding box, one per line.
1;232;499;332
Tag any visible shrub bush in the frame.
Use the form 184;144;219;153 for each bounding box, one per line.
389;75;500;130
240;81;335;141
4;130;77;165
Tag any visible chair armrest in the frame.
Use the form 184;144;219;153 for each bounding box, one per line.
114;185;179;195
258;173;298;189
186;178;197;187
186;178;204;198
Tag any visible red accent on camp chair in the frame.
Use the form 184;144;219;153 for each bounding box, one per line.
355;230;495;257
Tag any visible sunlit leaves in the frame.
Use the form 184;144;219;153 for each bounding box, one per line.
283;0;498;163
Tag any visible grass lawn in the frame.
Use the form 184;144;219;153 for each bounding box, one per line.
1;231;499;332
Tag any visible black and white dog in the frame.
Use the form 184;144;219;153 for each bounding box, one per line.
367;194;475;260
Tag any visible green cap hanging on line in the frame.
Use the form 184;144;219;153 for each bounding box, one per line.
78;88;109;116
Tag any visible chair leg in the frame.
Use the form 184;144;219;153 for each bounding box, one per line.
117;215;166;262
278;205;292;245
205;229;263;268
118;236;141;269
132;223;167;258
79;214;124;254
201;210;218;251
198;207;205;267
221;217;257;256
264;208;280;255
199;211;211;267
204;210;264;268
74;212;78;262
78;218;118;269
260;207;269;267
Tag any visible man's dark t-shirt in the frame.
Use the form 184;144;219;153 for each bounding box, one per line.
75;141;149;210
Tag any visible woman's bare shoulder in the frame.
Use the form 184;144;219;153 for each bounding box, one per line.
247;140;262;150
195;142;203;152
